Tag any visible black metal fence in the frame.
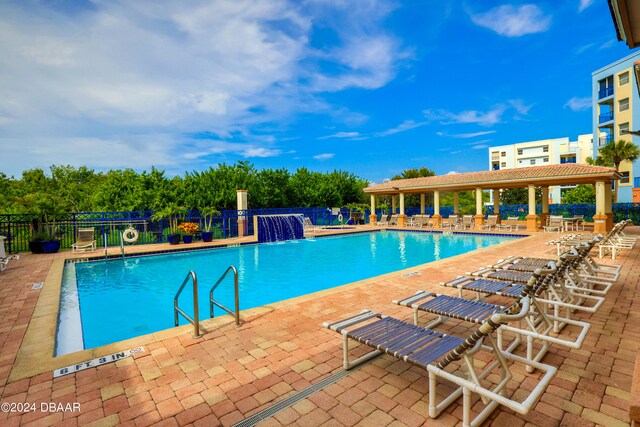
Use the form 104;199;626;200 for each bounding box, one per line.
2;203;639;253
0;207;351;253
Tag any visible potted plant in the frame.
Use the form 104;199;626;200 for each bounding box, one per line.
200;207;221;242
16;192;66;254
178;222;198;243
152;204;185;245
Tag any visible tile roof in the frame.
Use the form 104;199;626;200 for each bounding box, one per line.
364;164;620;193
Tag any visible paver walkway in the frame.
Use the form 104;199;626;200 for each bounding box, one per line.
0;228;638;426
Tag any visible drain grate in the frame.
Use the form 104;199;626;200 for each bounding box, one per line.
232;356;378;427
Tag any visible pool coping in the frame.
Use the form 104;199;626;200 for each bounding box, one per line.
8;230;531;382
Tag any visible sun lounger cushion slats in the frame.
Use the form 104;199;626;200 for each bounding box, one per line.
486;270;532;283
345;317;463;366
459;278;515;294
417;295;503;323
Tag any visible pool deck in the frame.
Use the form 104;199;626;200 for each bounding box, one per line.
0;226;638;426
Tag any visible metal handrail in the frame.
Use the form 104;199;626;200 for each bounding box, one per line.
209;265;240;326
174;270;202;338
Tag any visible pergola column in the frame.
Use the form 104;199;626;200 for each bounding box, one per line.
605;182;613;231
492;189;501;223
526;185;538;232
541;187;549;227
474;187;484;230
397;192;407;227
392;195;397;214
420;194;425;214
369;194;377;224
237;190;248;237
594;181;607;234
453;192;459;215
432;190;442;228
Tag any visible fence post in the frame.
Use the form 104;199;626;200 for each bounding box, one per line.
6;215;11;254
223;211;227;239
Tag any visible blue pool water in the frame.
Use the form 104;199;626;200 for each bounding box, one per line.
57;231;518;354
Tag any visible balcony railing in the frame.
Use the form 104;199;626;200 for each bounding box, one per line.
599;135;614;147
598;111;614;123
598;87;614;99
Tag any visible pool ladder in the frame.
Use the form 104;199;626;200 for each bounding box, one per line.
209;265;240;326
174;265;241;338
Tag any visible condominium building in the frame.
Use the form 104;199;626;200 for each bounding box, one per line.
488;135;593;203
592;50;640;202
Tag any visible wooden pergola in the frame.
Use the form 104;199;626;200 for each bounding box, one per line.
364;164;621;233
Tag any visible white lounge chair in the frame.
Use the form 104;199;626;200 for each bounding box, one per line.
72;228;96;253
481;215;498;231
497;216;519;232
0;236;19;272
461;215;474;230
543;216;563;233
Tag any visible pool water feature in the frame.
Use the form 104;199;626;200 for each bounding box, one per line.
56;231;519;355
255;214;304;243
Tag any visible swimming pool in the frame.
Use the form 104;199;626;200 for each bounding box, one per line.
56;231;519;355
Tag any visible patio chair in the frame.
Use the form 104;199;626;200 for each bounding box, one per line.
440;214;457;230
324;295;557;427
461;215;474;230
72;228;96;253
376;213;392;226
480;215;498;231
469;242;614;297
543;215;563;233
496;216;519;232
490;240;620;283
388;214;399;227
303;217;326;233
0;236;19;272
393;254;591;372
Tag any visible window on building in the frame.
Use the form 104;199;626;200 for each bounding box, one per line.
530;159;536;165
619;122;629;136
517;148;523;155
543;157;549;162
501;162;506;167
619;71;629;86
620;171;630;184
542;146;549;152
501;151;506;157
619;98;629;112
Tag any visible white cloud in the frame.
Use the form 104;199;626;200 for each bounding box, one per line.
564;97;591;112
438;130;496;139
579;0;595;12
471;144;489;150
313;153;335;160
0;0;405;175
469;5;551;37
375;120;426;137
424;106;507;126
318;131;361;140
509;99;532;115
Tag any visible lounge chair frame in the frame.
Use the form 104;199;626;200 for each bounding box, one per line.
325;295;557;427
72;228;96;253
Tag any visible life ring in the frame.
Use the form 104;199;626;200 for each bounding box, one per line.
122;227;139;243
337;213;344;223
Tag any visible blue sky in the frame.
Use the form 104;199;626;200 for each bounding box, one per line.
0;0;633;183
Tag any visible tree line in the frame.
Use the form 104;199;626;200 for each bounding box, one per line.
0;161;371;214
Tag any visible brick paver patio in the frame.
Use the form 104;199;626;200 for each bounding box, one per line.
0;227;638;426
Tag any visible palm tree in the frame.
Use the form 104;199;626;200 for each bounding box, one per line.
598;140;640;201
